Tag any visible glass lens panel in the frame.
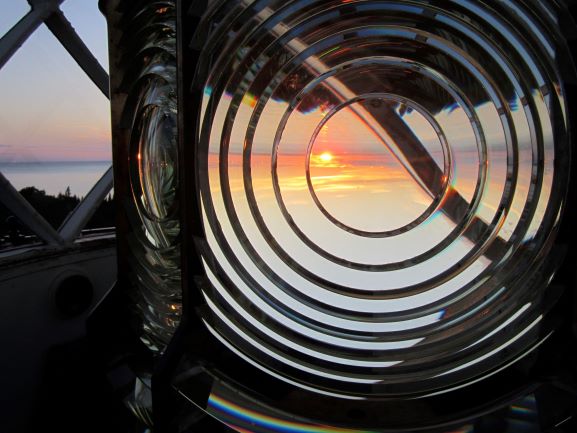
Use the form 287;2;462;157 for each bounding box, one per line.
193;0;572;396
122;0;180;352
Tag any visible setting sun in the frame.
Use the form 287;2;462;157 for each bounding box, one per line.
319;152;333;163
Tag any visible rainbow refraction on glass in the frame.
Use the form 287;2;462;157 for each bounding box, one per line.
123;0;181;351
204;390;538;433
191;0;572;399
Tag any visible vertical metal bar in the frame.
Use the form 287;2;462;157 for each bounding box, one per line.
151;2;207;431
177;0;208;308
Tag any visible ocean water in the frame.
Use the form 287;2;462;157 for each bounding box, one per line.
0;161;112;197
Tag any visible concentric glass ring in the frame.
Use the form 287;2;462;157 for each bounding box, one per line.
302;93;452;238
193;0;572;396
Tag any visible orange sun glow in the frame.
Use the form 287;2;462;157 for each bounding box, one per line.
319;152;333;163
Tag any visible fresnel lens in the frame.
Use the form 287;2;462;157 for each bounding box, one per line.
101;0;577;431
113;0;181;352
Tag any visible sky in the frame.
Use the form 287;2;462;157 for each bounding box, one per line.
0;0;111;162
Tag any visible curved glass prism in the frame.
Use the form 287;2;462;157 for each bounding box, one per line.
124;0;181;352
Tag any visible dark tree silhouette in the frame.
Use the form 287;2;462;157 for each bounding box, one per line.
0;187;116;248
